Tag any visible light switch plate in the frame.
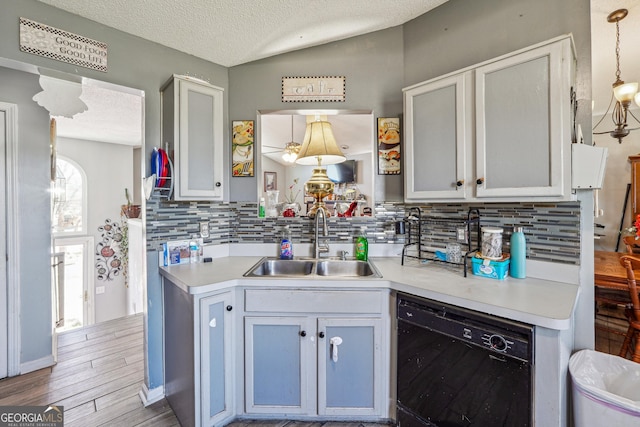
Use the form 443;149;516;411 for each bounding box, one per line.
96;286;105;294
200;222;210;238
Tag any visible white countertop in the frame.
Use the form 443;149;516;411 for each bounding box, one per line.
159;256;580;330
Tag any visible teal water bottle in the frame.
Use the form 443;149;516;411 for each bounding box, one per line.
510;226;526;278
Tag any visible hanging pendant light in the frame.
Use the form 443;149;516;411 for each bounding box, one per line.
282;116;300;163
594;9;640;143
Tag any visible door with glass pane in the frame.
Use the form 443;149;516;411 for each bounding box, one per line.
53;237;94;331
51;157;93;332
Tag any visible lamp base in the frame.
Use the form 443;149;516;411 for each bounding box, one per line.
304;167;335;218
307;199;330;218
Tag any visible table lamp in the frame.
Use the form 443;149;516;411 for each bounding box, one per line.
295;115;345;217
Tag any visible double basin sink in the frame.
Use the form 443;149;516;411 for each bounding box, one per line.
244;257;381;278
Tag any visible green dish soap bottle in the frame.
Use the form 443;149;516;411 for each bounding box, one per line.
355;227;368;261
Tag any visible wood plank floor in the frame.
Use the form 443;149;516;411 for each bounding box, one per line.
0;313;180;427
0;314;386;427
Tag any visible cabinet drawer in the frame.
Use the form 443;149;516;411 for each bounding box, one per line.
244;289;384;314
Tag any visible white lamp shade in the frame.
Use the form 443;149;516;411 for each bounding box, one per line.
635;91;640;108
295;119;346;166
613;81;638;103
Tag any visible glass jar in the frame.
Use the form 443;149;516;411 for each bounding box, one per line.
481;226;503;259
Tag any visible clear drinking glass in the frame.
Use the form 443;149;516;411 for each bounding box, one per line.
446;243;462;263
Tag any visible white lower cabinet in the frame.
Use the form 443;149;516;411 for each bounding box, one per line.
317;317;382;416
244;316;313;414
200;293;234;425
163;280;235;427
243;289;388;419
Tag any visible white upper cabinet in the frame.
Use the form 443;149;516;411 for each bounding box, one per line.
404;35;575;203
404;72;472;201
162;75;225;200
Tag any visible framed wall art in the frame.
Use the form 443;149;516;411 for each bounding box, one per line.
232;120;254;177
264;171;277;192
377;117;401;175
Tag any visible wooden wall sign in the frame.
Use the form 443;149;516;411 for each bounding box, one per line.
282;76;345;102
20;17;108;72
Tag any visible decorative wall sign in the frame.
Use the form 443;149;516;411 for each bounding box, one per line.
377;117;401;175
282;76;345;102
19;17;108;72
95;219;123;281
232;120;255;177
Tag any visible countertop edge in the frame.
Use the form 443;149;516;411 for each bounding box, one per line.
159;256;579;330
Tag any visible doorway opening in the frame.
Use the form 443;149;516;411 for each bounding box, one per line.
44;76;144;333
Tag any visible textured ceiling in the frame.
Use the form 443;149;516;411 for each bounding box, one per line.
36;0;448;67
34;0;640;145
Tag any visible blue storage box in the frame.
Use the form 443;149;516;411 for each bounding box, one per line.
471;256;510;280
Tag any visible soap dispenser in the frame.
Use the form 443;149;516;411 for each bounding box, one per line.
280;225;293;260
355;227;368;261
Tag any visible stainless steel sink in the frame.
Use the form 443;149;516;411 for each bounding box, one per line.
244;259;314;276
316;260;379;277
244;257;381;278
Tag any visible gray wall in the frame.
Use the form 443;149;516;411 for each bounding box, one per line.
228;27;406;203
0;0;228;387
0;66;52;365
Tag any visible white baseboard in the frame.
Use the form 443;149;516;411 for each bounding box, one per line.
20;354;55;375
139;383;164;407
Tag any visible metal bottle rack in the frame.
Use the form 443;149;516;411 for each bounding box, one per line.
400;207;481;277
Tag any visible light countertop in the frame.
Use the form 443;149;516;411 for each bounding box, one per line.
160;256;580;330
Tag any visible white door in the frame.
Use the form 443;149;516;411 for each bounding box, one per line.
0;109;7;379
53;236;94;331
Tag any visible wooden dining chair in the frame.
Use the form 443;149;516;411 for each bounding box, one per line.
623;235;640;254
618;255;640;362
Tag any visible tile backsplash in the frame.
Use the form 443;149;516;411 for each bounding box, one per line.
145;195;581;265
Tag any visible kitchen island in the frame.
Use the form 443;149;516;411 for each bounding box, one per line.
160;256;579;427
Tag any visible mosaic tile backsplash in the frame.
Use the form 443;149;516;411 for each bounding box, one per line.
145;195;581;265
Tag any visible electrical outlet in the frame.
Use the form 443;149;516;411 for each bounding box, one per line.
96;286;105;295
200;221;210;238
456;228;467;242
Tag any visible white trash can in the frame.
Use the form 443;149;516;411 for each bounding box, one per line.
569;349;640;427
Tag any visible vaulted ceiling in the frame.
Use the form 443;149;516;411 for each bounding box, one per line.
35;0;640;144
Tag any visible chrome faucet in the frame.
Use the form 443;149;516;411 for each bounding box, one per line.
314;208;329;258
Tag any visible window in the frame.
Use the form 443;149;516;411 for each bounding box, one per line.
52;157;86;235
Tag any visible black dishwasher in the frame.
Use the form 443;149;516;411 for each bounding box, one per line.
396;293;534;427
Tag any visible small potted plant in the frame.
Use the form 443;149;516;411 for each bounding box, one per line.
121;188;141;218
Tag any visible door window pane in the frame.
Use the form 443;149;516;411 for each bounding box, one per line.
52;158;85;234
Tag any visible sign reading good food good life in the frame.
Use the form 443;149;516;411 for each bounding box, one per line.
19;17;108;72
282;76;345;102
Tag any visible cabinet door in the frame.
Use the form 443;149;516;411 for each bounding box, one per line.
317;317;382;416
404;72;472;201
475;39;571;198
176;78;224;200
200;293;233;426
244;316;314;414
